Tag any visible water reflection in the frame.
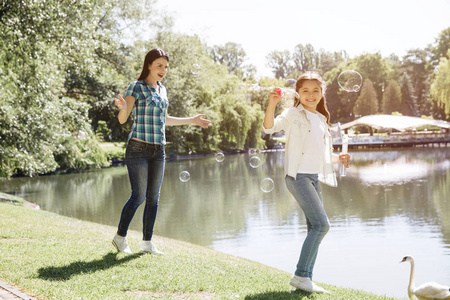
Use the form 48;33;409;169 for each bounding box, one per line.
1;148;449;299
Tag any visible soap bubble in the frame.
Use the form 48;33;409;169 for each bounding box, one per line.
215;152;225;162
278;88;299;109
285;78;297;88
249;156;262;168
191;64;201;75
260;178;275;193
179;171;190;182
338;70;362;92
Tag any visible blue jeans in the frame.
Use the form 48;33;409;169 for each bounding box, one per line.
117;139;165;241
285;174;330;279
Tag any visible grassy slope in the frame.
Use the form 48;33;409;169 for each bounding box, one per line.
0;200;399;300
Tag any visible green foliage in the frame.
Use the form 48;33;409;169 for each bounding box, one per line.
352;53;388;105
95;120;112;142
0;0;128;177
99;142;126;160
208;42;257;81
323;67;359;123
0;95;109;176
292;43;348;75
381;80;402;114
430;50;450;118
430;27;450;68
257;77;286;88
401;49;432;116
292;44;318;73
267;44;348;80
353;79;379;117
266;50;293;79
398;72;417;116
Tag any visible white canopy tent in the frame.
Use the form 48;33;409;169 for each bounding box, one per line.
332;114;450;132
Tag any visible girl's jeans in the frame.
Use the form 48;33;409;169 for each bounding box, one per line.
117;139;165;241
285;174;330;279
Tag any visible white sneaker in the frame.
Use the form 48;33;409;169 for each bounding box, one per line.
289;275;329;293
311;282;329;293
112;234;132;254
141;240;164;255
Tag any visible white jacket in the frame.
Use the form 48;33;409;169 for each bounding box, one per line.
263;105;338;187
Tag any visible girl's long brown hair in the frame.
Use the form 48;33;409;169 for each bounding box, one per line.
293;72;331;124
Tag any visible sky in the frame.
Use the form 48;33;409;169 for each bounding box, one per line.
155;0;450;78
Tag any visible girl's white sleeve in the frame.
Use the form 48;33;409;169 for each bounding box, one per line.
331;153;340;163
262;110;289;134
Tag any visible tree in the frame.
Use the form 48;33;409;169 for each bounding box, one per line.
323;67;360;124
292;44;318;73
353;53;388;106
318;49;348;74
290;44;348;78
401;49;432;116
208;42;256;81
0;0;117;176
430;50;450;119
398;72;418;116
381;80;402;114
266;50;293;79
353;79;378;117
430;27;450;69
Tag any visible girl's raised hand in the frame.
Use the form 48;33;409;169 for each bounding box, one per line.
114;94;127;110
269;88;283;106
193;114;212;128
339;153;351;168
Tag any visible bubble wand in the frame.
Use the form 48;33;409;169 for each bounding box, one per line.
276;88;298;108
340;134;349;176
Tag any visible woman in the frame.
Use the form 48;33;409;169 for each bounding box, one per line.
263;72;350;293
113;49;211;255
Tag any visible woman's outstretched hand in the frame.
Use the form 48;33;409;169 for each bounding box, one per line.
114;94;127;110
193;114;212;128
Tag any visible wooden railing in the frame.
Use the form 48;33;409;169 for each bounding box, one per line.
332;132;450;149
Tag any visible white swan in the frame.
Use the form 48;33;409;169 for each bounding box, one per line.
400;256;450;300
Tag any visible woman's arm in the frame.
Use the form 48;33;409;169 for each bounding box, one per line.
166;113;212;128
114;94;135;124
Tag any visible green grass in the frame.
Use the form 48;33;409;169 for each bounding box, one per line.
0;198;400;300
0;191;28;205
99;142;126;160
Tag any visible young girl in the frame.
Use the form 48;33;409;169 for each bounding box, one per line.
263;72;350;293
113;48;211;255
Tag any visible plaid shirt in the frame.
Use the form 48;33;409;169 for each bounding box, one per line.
126;80;169;145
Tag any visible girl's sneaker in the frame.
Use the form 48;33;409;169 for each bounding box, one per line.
140;241;164;255
112;234;132;254
289;275;329;293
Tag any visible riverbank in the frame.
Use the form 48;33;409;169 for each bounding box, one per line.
0;197;401;300
99;142;270;166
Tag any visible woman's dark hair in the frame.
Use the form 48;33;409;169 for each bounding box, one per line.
137;49;169;81
293;71;331;124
